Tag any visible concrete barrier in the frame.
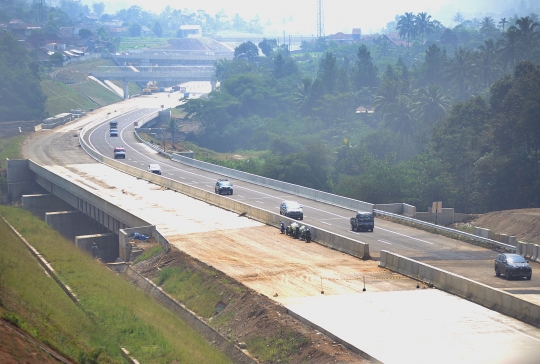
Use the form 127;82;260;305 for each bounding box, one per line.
525;243;534;259
166;152;374;213
104;156;371;260
508;236;517;247
500;234;509;244
403;203;416;217
379;250;540;328
532;245;539;262
517;241;523;256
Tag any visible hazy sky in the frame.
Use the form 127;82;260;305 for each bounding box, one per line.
100;0;530;35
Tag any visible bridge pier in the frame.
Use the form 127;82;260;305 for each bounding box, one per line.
123;80;129;99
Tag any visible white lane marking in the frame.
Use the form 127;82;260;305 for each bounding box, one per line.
167;173;173;176
376;226;434;245
178;177;185;179
237;195;245;198
205;185;212;188
256;201;264;204
105;113;441;249
320;221;331;226
378;239;393;245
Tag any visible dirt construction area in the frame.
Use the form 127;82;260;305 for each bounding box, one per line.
166;227;415;300
471;208;540;245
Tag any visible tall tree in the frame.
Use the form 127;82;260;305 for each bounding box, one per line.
318;51;338;93
445;47;475;100
453;12;464;25
234;41;259;61
414;85;451;128
477;39;501;89
498;27;526;71
396;12;417;47
498;17;508;31
258;38;277;57
415;12;434;41
354;44;379;89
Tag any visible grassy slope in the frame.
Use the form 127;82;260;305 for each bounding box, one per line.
0;135;23;169
0;206;232;364
42;59;125;116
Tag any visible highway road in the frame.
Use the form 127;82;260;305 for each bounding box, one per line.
82;107;540;301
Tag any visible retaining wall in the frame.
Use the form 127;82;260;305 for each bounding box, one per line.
379;250;540;328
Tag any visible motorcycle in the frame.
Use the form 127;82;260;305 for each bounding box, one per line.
305;228;311;243
280;221;285;234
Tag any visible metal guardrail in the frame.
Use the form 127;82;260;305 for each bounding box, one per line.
374;209;516;251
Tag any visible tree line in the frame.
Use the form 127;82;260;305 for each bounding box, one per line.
181;12;540;213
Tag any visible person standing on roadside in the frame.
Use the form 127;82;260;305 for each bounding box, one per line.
91;242;98;259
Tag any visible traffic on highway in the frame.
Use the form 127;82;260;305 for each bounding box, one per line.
83;108;539;294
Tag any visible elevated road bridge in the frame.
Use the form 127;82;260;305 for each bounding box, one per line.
111;50;233;66
90;66;215;99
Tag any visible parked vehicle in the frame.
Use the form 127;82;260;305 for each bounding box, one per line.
495;253;532;280
148;164;162;175
350;211;374;232
113;147;125;159
280;201;303;220
215;179;233;195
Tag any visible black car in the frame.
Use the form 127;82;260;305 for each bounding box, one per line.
280;200;303;220
495;253;532;280
215;179;233;195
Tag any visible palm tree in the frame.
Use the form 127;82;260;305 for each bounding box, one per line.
415;12;434;41
371;79;401;122
413;85;451;127
453;12;464;25
480;16;495;30
477;39;501;89
396;12;417;47
383;95;416;143
292;77;313;109
445;47;475;100
498;18;508;31
498;27;527;71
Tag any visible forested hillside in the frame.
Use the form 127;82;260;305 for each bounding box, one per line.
181;13;540;213
0;33;46;121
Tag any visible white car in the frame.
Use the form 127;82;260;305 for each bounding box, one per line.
148;164;162;175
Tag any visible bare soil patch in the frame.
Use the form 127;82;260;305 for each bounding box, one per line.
471;208;540;245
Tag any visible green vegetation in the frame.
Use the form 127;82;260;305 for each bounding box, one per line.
0;206;232;364
133;245;163;264
247;328;308;364
0;33;46;121
0;135;23;193
179;12;540;214
156;266;226;319
0;135;23;169
41;79;99;116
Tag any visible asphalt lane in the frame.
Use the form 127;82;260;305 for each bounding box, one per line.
83;109;540;297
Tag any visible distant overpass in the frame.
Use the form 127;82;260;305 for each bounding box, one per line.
111;49;233;66
90;66;215;99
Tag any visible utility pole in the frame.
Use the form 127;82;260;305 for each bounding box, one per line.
317;0;324;38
